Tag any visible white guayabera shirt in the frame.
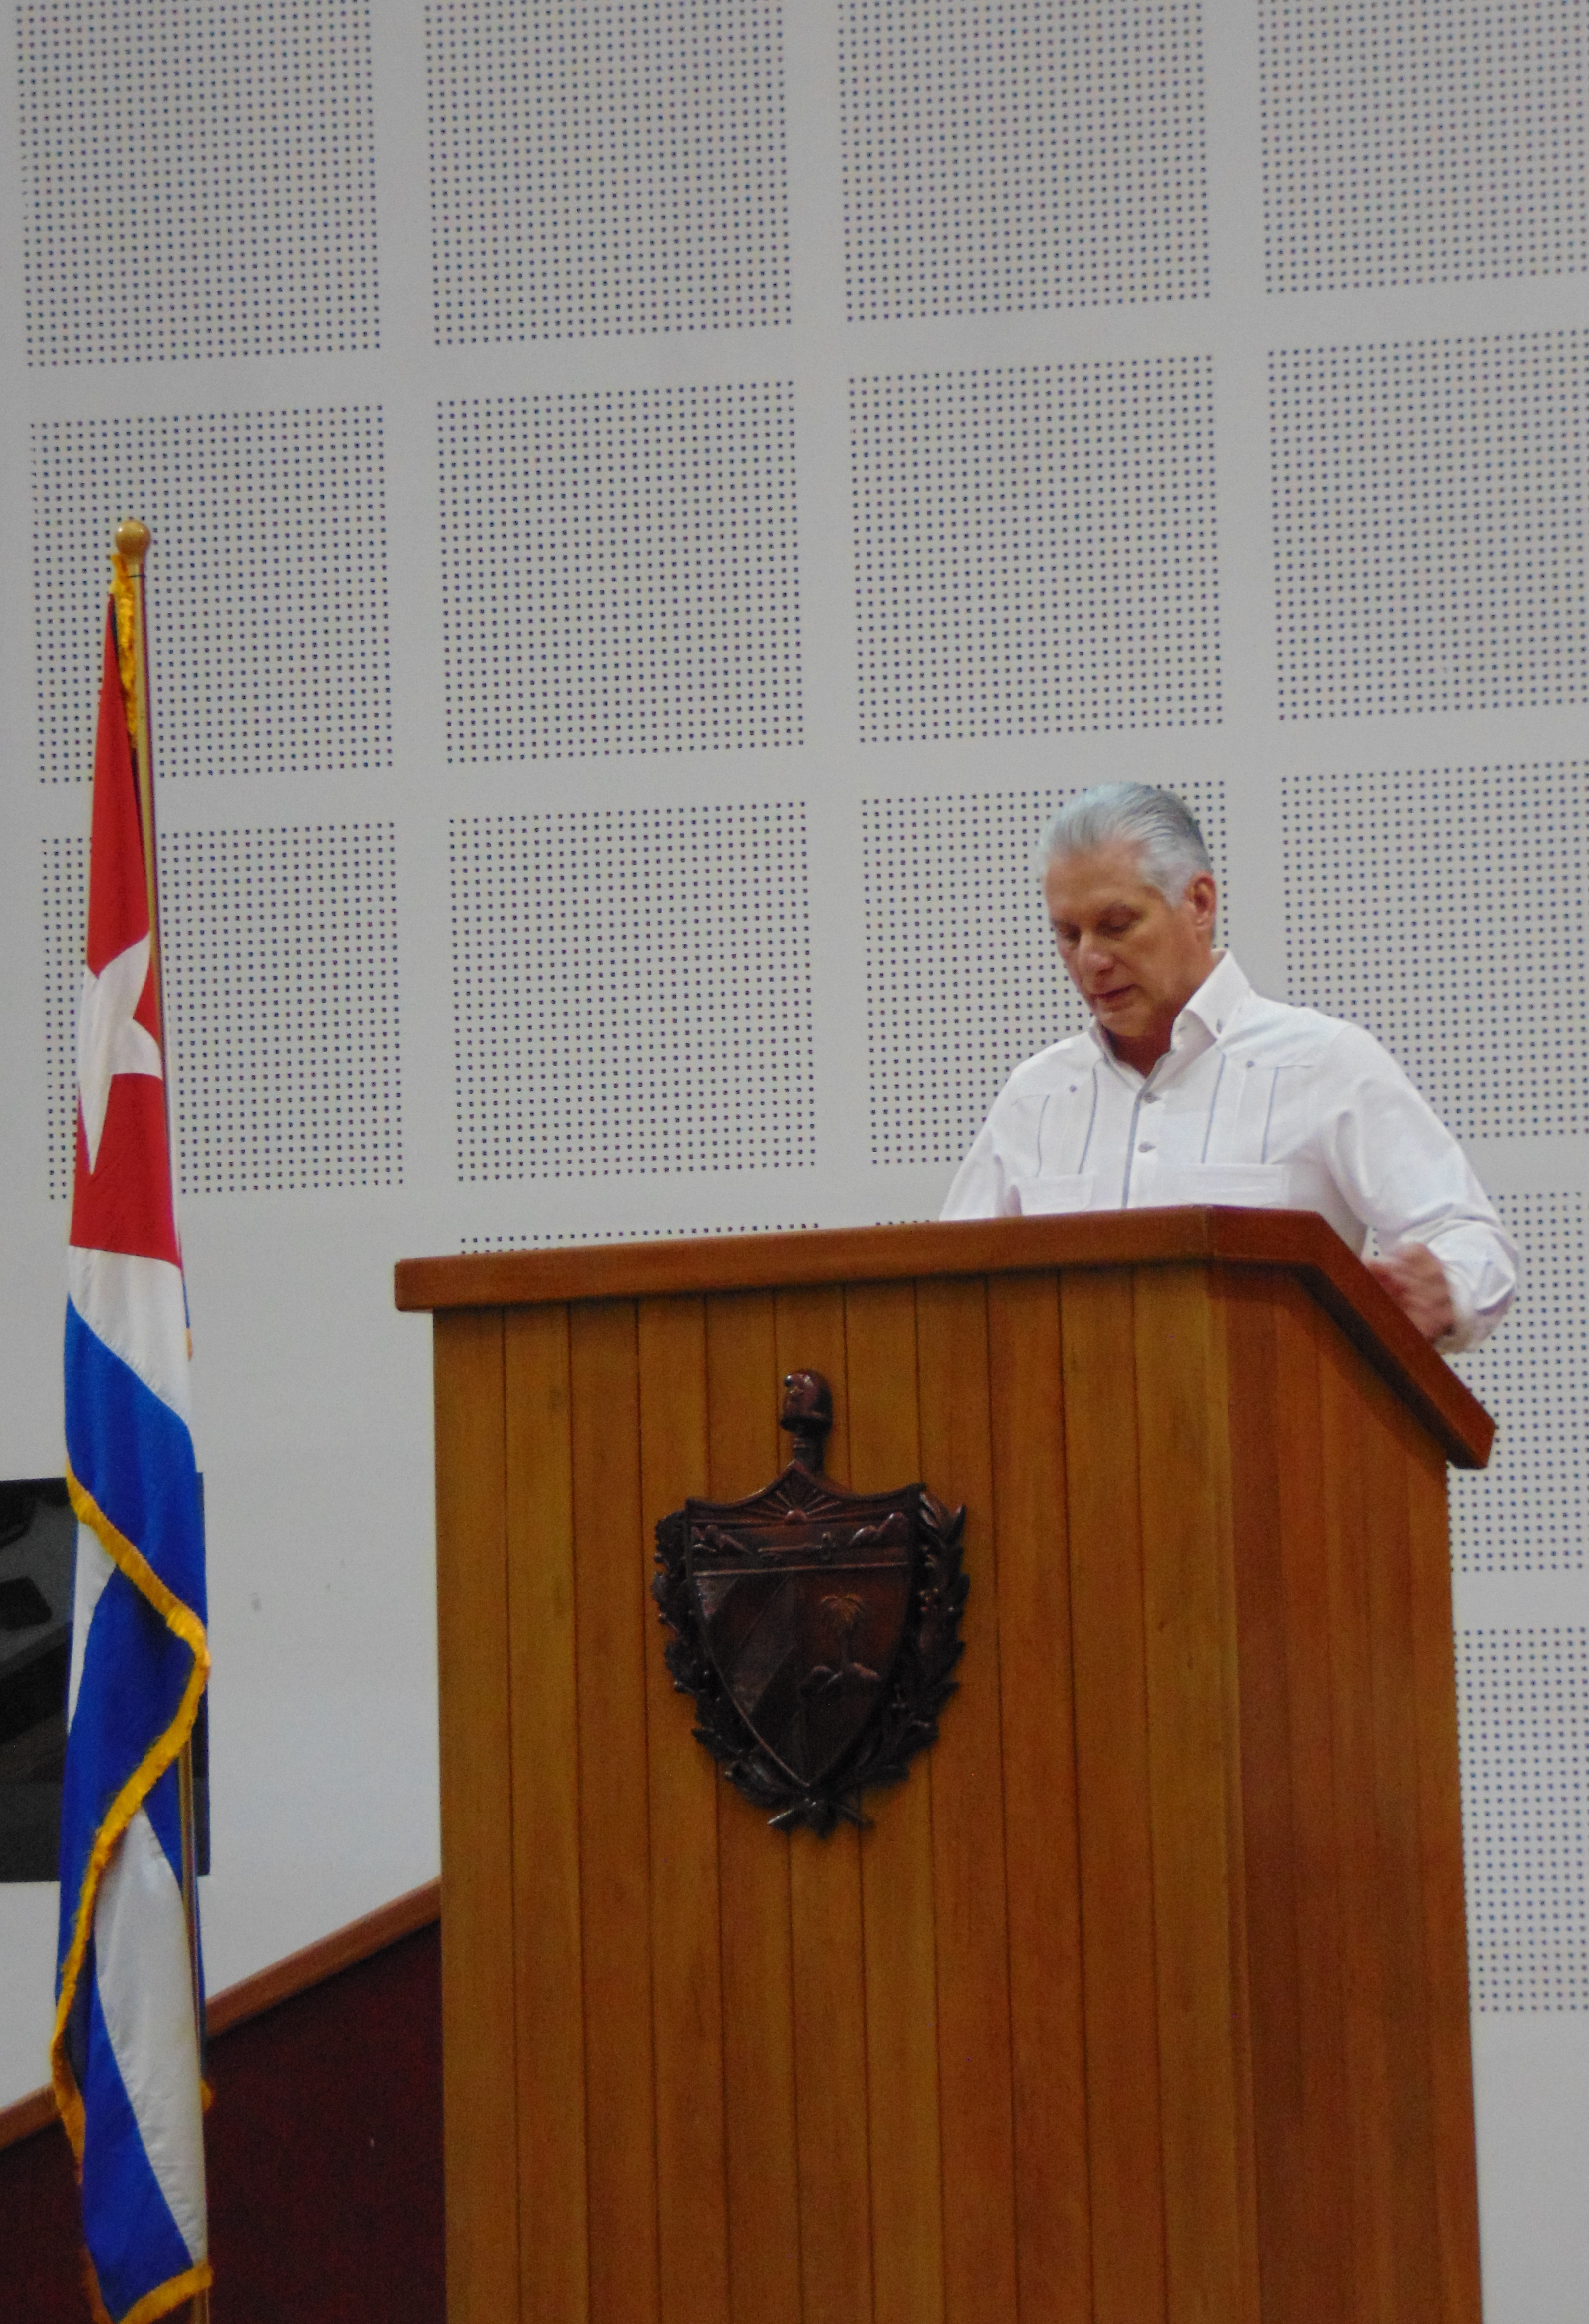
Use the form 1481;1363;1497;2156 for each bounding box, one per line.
941;951;1517;1352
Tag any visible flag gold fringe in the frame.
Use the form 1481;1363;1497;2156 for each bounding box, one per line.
51;1456;210;2159
109;554;140;724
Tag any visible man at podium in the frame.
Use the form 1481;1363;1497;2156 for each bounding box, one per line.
942;782;1516;1351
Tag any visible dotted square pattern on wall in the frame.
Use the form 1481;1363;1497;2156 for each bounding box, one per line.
461;1220;815;1249
41;838;86;1202
439;386;800;760
33;410;392;783
427;0;788;343
864;779;1227;1165
1459;1628;1588;2012
18;0;378;366
1260;1;1589;295
451;805;813;1180
1281;760;1589;1141
161;826;402;1192
1271;332;1589;721
841;0;1208;320
1451;1195;1587;1575
853;359;1220;744
43;827;403;1196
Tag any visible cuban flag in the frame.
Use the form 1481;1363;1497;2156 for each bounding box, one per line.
52;596;212;2322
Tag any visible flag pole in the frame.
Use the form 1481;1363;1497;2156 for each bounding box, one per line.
111;518;210;2324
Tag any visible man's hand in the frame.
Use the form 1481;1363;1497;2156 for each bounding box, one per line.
1366;1243;1455;1343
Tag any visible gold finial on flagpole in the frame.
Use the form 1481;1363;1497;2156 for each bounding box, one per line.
115;516;150;569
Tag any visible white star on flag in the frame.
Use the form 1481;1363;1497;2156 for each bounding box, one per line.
78;935;163;1172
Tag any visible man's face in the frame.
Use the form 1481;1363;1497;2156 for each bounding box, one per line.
1043;839;1219;1069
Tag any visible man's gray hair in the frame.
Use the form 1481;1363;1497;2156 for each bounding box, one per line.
1038;782;1212;903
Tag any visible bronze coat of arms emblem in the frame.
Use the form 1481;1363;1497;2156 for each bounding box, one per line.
653;1371;967;1834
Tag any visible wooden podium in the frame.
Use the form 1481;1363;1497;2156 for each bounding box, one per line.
396;1210;1493;2324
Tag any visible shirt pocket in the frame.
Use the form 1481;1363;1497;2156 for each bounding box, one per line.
1011;1171;1098;1216
1148;1162;1291;1209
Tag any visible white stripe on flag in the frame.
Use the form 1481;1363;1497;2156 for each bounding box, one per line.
95;1806;208;2266
66;1521;115;1726
68;1249;192;1426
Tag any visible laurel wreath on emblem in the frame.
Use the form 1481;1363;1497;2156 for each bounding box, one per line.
652;1478;968;1838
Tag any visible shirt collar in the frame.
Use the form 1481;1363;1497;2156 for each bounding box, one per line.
1083;949;1253;1071
1178;949;1251;1044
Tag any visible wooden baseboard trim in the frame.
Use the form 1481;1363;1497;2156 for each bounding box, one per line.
0;2083;56;2150
206;1879;440;2038
0;1878;440;2154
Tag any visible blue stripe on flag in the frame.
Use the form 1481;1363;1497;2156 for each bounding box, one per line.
57;1572;195;1949
80;1966;196;2319
64;1301;205;1613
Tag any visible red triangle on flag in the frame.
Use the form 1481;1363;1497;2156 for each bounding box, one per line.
70;603;181;1267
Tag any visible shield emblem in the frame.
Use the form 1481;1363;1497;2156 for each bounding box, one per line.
686;1492;916;1788
653;1369;967;1834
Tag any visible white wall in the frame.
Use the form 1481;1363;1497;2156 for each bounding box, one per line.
1;4;1585;2311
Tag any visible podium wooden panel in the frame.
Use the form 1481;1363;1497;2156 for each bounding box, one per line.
397;1210;1493;2324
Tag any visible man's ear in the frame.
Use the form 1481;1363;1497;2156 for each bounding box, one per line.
1186;870;1218;936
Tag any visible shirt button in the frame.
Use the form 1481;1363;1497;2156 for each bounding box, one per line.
1138;1141;1154;1153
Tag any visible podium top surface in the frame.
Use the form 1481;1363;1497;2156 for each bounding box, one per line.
396;1208;1492;1468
